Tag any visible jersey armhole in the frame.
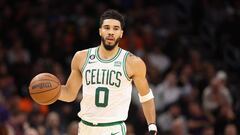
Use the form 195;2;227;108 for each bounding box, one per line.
123;52;131;81
81;49;91;73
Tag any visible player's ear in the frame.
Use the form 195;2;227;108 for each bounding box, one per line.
99;28;102;36
120;30;123;38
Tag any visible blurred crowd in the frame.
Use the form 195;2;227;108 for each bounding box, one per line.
0;0;240;135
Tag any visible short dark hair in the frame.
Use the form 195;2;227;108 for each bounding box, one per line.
99;9;125;29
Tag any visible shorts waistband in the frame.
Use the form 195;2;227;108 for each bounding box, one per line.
81;119;123;127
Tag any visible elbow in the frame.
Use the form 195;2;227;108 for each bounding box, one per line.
65;96;77;102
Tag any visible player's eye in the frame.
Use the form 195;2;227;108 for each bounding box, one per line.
113;27;119;30
103;26;110;30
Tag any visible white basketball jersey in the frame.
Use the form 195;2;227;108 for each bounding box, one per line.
78;46;132;123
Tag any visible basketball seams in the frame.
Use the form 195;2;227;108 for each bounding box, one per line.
31;73;59;84
35;87;61;105
30;85;60;94
30;78;60;85
30;79;60;93
40;73;59;81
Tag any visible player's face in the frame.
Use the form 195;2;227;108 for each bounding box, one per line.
99;19;123;51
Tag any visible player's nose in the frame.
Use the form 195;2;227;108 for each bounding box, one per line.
108;33;114;37
108;29;114;35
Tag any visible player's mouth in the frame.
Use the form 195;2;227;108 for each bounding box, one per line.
106;36;115;41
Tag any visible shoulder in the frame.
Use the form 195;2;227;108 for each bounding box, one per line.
126;52;146;69
74;49;88;59
71;49;89;70
126;52;146;77
72;49;92;64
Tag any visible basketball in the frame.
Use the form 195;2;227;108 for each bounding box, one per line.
29;73;61;105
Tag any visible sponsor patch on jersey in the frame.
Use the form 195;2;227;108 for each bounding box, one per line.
114;61;121;67
88;61;97;64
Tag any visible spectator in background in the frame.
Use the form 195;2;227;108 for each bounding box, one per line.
37;125;46;135
66;121;78;135
202;125;214;135
202;75;232;123
24;128;39;135
147;46;170;74
8;111;27;135
0;63;16;97
7;39;30;65
224;124;238;135
45;111;63;135
186;102;209;135
157;103;182;134
28;110;46;128
155;72;181;112
6;39;31;96
215;105;236;134
170;117;189;135
142;25;157;52
0;94;12;135
119;28;144;56
216;70;227;85
189;49;208;91
178;64;193;96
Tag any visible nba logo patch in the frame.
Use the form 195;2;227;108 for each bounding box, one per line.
89;55;95;60
114;61;121;67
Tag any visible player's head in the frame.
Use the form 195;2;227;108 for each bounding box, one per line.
99;9;125;51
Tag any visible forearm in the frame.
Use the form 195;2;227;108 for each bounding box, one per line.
58;85;77;102
58;69;82;102
141;99;156;124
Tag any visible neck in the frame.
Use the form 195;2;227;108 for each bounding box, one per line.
98;44;119;60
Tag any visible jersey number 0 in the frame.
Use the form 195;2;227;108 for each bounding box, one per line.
95;87;109;107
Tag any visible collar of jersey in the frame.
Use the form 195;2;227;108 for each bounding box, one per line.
95;46;122;63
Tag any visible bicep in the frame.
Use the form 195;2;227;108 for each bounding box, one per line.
65;52;83;92
130;56;150;95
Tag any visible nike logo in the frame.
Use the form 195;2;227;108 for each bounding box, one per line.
88;61;97;64
111;132;119;135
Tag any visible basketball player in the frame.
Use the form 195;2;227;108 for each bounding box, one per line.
58;9;157;135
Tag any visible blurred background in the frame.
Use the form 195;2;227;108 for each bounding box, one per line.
0;0;240;135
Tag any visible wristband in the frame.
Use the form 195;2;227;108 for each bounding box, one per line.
138;89;154;103
148;123;157;131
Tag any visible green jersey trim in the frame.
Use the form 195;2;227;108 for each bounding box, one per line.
123;52;131;81
81;119;123;127
95;46;122;63
81;49;91;73
120;124;125;135
120;123;126;135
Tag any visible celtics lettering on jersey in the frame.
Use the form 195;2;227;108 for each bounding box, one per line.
85;69;122;87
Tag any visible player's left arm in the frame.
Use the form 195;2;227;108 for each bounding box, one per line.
127;54;157;135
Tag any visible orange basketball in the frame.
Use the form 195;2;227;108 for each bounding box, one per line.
29;73;61;105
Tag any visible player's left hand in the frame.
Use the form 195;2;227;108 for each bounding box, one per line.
148;124;157;135
149;130;157;135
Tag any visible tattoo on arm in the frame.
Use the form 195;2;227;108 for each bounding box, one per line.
128;52;138;58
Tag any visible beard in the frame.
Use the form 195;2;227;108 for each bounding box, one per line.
101;37;121;51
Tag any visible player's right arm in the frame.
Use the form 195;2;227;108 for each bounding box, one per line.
58;50;87;102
